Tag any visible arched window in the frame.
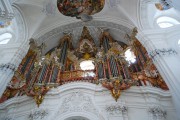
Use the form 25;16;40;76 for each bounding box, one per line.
0;33;12;44
156;16;180;28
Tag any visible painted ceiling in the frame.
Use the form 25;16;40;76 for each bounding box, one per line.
57;0;105;17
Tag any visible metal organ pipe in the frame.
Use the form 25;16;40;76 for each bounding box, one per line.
51;67;58;83
119;60;126;79
43;65;50;84
110;56;118;77
62;41;68;64
103;62;106;79
103;37;110;53
102;35;121;78
27;68;41;91
106;58;112;78
38;64;47;83
48;65;54;83
98;62;104;79
21;56;31;74
24;56;34;76
115;59;121;76
59;40;68;71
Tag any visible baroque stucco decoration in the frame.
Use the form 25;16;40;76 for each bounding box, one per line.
148;106;167;120
28;109;48;120
59;91;98;114
57;91;105;120
106;104;128;115
149;48;177;60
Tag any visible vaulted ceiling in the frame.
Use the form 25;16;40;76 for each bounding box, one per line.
13;0;141;53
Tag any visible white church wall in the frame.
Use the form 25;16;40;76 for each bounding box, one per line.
0;4;29;97
136;25;180;119
0;82;177;120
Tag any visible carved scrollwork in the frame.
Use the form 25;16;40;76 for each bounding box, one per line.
148;106;167;120
59;91;98;115
106;104;128;115
28;110;48;120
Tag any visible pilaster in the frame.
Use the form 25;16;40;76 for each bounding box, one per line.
137;29;180;119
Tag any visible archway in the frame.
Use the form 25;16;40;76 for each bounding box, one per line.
55;110;102;120
65;116;90;120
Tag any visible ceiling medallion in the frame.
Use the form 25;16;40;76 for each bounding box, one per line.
57;0;105;21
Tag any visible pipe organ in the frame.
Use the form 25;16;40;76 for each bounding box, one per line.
0;26;168;106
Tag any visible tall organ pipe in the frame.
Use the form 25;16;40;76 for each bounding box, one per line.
59;40;68;71
38;64;47;83
51;67;58;83
98;63;104;79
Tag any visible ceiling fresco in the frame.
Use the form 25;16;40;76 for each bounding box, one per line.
57;0;105;17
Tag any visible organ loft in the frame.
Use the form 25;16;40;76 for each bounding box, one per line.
0;26;168;107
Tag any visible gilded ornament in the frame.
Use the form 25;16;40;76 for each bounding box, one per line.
111;82;121;101
34;95;44;107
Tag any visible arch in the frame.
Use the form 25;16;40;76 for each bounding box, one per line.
32;19;134;41
65;116;90;120
56;112;100;120
48;83;106;120
12;4;28;43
